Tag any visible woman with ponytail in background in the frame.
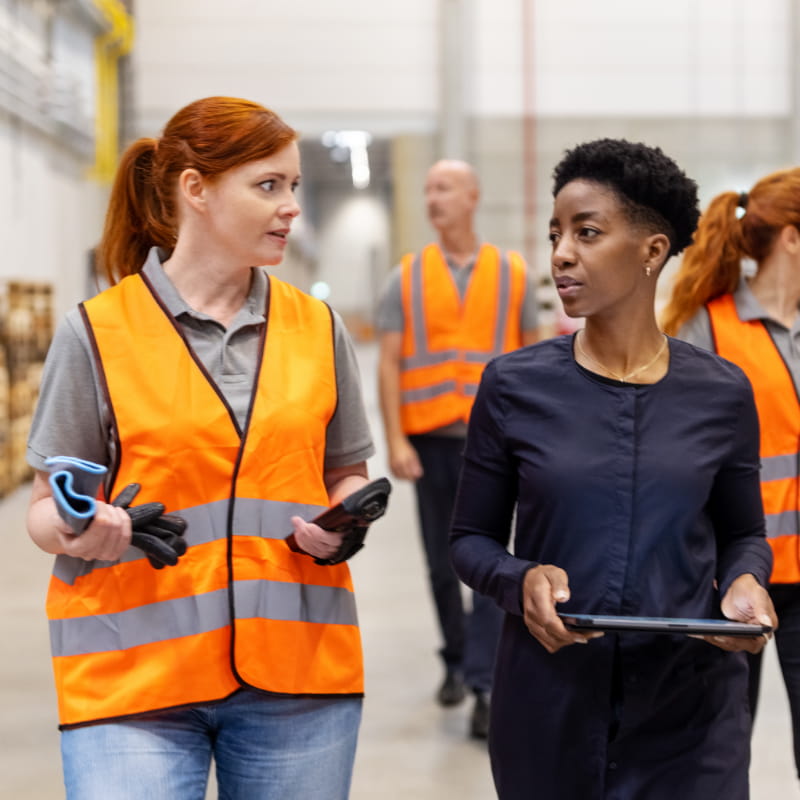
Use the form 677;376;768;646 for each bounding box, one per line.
663;167;800;779
25;96;375;799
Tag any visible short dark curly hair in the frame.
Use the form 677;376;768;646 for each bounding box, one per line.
552;138;700;257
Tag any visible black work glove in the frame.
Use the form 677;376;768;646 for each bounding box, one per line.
111;483;188;569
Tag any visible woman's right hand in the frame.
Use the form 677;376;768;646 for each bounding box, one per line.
55;501;133;562
521;564;603;653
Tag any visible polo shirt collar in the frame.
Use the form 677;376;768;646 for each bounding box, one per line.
140;247;268;325
731;277;766;323
734;275;800;336
439;239;486;271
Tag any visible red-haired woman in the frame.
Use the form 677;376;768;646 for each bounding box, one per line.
25;97;374;799
663;167;800;779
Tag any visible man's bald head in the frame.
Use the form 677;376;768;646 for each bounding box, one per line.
427;160;480;193
424;159;480;234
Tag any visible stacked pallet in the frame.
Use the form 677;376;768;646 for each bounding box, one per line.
2;281;53;494
0;344;10;498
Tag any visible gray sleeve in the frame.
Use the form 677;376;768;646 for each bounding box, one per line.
27;309;110;471
521;268;539;332
674;308;715;352
374;265;404;333
324;310;376;470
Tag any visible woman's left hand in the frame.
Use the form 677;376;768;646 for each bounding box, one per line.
289;462;370;561
703;573;777;654
288;516;346;560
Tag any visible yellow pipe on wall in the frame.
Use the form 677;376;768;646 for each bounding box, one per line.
91;0;134;183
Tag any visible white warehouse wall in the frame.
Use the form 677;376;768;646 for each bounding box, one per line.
315;194;390;318
131;0;439;138
0;0;115;319
132;0;791;134
470;0;790;118
0;113;106;319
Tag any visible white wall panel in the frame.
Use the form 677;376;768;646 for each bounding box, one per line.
133;0;790;131
472;0;789;117
315;193;389;316
50;13;96;144
132;0;439;136
0;112;105;315
471;0;523;118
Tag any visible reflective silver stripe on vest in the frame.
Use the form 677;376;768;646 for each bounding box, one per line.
402;380;458;404
52;497;327;586
761;453;800;483
401;250;512;371
233;579;357;628
406;253;428;367
760;453;800;537
49;580;357;658
765;510;800;539
402;349;459;370
401;380;480;403
491;252;512;357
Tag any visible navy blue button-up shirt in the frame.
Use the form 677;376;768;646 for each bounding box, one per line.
451;334;771;800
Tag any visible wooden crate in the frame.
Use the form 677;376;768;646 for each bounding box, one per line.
0;347;10;497
8;414;31;487
1;281;54;490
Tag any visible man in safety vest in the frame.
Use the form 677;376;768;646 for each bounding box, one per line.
376;159;539;739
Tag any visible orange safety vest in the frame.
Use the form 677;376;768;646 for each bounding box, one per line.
46;273;363;728
399;243;527;434
708;293;800;583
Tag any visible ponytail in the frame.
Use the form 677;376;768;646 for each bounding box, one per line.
662;167;800;335
661;192;745;335
95;138;176;285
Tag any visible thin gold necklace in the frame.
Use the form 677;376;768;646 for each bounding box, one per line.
576;330;668;383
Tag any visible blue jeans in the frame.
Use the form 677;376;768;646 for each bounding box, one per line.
410;434;503;692
61;690;362;800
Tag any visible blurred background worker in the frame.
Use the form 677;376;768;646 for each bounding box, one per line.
662;167;800;781
375;159;539;739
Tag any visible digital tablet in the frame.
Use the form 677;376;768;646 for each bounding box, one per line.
558;613;772;637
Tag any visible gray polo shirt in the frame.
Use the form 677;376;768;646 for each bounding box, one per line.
27;247;374;474
676;276;800;393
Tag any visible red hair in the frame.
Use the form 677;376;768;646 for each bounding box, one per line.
96;97;297;284
662;167;800;335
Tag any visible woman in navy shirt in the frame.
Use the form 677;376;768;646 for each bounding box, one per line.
450;138;777;800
